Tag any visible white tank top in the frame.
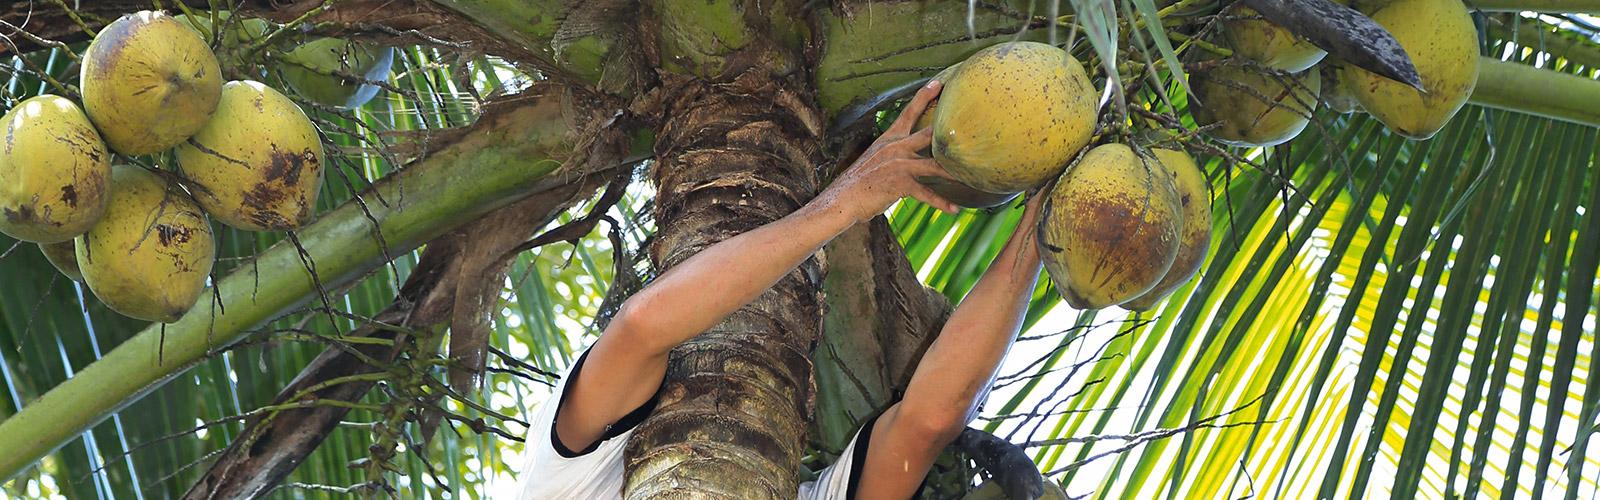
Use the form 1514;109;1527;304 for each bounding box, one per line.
514;349;859;499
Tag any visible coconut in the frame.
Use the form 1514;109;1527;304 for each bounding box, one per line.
279;38;396;109
1038;144;1183;310
1190;62;1320;147
931;42;1098;195
1319;63;1363;114
177;80;325;231
1222;6;1327;72
905;95;1021;208
76;166;215;322
38;240;84;282
81;11;222;155
0;95;113;243
1121;148;1212;311
1341;0;1478;139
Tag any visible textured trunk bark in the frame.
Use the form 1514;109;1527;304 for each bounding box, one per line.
624;71;826;498
814;216;952;449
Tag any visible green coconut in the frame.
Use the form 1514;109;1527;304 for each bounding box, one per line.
279;38;396;109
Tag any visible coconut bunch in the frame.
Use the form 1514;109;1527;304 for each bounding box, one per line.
900;0;1478;311
899;42;1213;311
0;10;395;322
1190;0;1478;144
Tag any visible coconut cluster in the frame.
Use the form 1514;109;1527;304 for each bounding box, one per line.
1192;0;1478;143
904;42;1213;311
902;0;1475;311
0;10;394;322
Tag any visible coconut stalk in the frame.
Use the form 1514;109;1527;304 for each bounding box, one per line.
0;96;585;482
179;175;614;499
813;0;1056;121
1470;56;1600;127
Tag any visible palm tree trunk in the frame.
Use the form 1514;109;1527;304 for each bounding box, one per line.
624;71;826;498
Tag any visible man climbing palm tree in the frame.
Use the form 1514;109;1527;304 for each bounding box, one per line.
517;80;1046;499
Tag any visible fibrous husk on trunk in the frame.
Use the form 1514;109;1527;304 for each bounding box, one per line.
624;70;826;499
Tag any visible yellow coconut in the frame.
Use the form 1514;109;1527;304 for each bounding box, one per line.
81;11;222;155
1341;0;1478;139
1121;148;1212;311
1190;62;1320;147
76;166;214;322
1038;144;1183;309
38;240;83;282
932;42;1098;194
0;95;112;243
906;96;1020;208
1223;6;1327;72
177;80;325;231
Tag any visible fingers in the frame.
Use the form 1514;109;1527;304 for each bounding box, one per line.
896;126;935;153
904;157;952;180
909;182;961;215
887;79;944;136
893;158;959;214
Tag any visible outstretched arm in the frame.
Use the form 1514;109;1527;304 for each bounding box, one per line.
858;193;1045;498
552;82;960;453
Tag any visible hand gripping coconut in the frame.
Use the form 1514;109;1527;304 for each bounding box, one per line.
922;42;1098;205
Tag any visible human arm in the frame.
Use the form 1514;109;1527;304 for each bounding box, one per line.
552;81;961;453
856;192;1046;498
